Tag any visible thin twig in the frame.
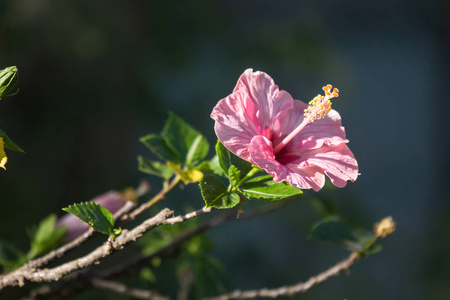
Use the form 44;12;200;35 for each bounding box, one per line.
202;252;361;300
6;181;147;274
24;200;295;299
4;200;137;280
95;201;292;280
1;180;153;289
91;278;169;300
100;210;237;279
0;209;173;289
164;206;213;225
177;265;194;300
122;176;181;222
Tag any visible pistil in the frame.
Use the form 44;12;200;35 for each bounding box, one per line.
273;85;339;156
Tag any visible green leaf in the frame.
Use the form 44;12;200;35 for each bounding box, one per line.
199;174;227;205
0;66;18;100
363;243;383;256
161;112;209;166
190;255;229;297
215;140;252;177
0;129;25;153
140;134;180;162
138;155;174;179
176;231;229;298
185;134;209;167
308;218;364;252
140;267;157;283
27;214;67;259
353;228;376;246
210;193;240;209
228;165;240;189
240;175;302;201
62;202;115;236
196;155;225;176
0;240;24;267
308;197;339;218
199;175;240;209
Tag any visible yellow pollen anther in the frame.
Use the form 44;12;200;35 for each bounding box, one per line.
273;84;339;155
303;84;339;122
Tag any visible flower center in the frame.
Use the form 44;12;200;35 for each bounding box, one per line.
273;84;339;156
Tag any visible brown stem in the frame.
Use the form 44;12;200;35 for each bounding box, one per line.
0;209;173;290
2;200;136;281
91;278;169;300
24;200;295;299
122;176;181;222
202;252;361;300
164;206;212;225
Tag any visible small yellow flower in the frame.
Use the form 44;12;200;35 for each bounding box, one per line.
167;161;203;184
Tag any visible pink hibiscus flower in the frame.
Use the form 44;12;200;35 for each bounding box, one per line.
211;69;358;192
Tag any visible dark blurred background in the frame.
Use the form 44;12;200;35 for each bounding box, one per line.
1;0;449;299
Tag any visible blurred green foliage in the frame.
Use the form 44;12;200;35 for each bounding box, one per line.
0;1;446;300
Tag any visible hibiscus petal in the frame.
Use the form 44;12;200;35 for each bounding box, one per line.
211;91;260;161
248;135;325;191
233;69;294;137
211;69;294;160
275;101;348;152
297;144;359;188
296;108;348;148
285;164;325;192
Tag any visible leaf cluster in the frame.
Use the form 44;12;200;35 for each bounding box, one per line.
0;66;24;170
137;113;303;209
199;141;302;209
138;112;209;185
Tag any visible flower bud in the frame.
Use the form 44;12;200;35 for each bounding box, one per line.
0;66;18;100
0;138;7;170
57;190;135;242
374;216;396;238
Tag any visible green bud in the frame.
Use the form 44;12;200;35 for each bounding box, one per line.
0;66;18;100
